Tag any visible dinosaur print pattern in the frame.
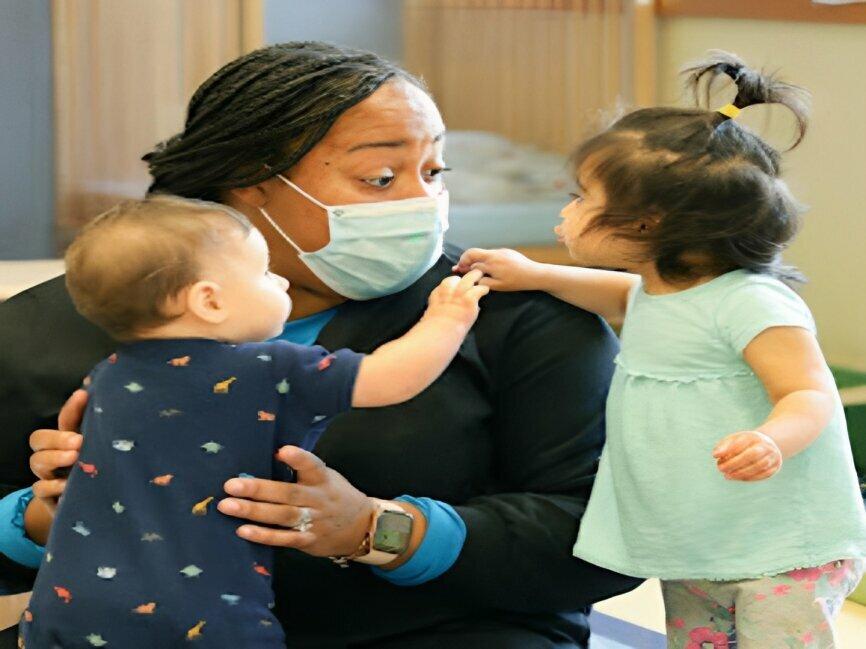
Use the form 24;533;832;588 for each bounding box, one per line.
21;340;363;648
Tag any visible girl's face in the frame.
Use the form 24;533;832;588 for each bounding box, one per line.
228;79;448;300
555;169;647;271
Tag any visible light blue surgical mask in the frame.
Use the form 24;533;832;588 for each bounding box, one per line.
258;175;449;301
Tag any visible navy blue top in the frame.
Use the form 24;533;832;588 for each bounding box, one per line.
23;338;362;649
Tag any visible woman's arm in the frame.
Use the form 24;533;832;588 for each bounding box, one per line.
454;248;638;323
423;290;641;611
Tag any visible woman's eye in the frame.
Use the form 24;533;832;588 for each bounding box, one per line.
363;175;394;188
426;166;452;181
569;192;585;203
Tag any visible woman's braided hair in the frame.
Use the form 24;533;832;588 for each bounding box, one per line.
572;50;811;283
143;42;426;200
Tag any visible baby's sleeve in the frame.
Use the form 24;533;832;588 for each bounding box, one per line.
269;341;364;421
715;276;816;354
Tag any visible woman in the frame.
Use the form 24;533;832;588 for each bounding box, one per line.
0;42;638;647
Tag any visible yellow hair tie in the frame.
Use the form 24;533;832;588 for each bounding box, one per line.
717;103;741;120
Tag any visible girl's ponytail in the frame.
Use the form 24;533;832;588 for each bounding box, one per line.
682;50;811;148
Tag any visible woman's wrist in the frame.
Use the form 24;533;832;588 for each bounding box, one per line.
378;500;428;571
24;496;53;546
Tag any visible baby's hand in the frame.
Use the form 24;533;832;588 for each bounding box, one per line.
712;431;782;481
424;269;489;330
452;248;542;292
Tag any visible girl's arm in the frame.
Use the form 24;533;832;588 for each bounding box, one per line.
454;248;638;323
713;326;837;480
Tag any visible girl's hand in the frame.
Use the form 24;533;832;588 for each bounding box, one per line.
29;389;86;513
452;248;543;292
217;445;375;557
712;430;782;481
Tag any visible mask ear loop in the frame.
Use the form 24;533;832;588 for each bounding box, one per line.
258;171;330;255
276;174;331;210
258;206;306;256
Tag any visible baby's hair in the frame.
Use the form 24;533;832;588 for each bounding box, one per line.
65;195;252;341
572;50;811;282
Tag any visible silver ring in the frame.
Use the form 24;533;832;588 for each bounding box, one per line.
291;507;313;533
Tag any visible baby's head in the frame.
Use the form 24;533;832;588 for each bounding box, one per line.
65;195;291;343
558;50;810;283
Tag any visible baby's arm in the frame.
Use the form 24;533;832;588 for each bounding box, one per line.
713;326;837;481
454;248;638;323
351;270;488;408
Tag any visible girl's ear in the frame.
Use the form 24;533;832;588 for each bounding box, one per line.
186;280;229;324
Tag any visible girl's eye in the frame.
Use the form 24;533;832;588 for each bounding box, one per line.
569;192;585;203
363;175;395;188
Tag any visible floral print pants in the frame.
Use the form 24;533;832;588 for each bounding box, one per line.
662;559;864;649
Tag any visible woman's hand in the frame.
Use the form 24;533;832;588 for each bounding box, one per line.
29;389;86;512
217;445;375;557
713;430;783;481
453;248;543;292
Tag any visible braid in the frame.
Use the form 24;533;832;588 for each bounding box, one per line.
144;42;426;200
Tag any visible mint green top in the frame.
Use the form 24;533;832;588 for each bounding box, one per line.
573;270;866;580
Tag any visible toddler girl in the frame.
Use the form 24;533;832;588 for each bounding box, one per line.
456;52;866;648
22;195;487;648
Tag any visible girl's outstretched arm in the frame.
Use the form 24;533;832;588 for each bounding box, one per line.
713;326;837;481
454;248;638;323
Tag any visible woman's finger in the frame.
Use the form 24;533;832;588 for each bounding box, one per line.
275;445;329;485
32;478;66;501
58;389;89;432
217;498;313;527
30;449;79;480
234;525;316;549
223;476;309;505
30;429;83;453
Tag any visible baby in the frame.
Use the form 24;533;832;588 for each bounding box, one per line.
20;195;487;648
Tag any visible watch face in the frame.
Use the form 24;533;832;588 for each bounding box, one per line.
372;511;413;554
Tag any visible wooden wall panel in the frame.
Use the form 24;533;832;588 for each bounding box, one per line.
403;0;656;153
51;0;264;250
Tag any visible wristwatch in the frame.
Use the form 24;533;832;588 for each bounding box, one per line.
331;498;414;567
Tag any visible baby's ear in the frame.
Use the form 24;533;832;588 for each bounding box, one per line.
187;280;229;324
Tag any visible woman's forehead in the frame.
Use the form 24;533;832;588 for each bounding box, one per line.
322;80;445;153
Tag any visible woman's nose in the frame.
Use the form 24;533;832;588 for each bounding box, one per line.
395;175;439;200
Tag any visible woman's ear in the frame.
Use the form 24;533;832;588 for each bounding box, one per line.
226;183;269;210
186;280;229;325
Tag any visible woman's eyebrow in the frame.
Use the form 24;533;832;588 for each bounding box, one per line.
347;130;446;153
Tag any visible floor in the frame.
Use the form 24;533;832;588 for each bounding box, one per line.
590;578;866;648
5;580;866;646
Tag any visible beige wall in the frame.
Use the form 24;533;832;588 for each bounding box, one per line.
657;17;866;370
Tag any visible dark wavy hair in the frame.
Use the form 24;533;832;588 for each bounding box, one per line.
143;42;426;200
572;50;811;283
